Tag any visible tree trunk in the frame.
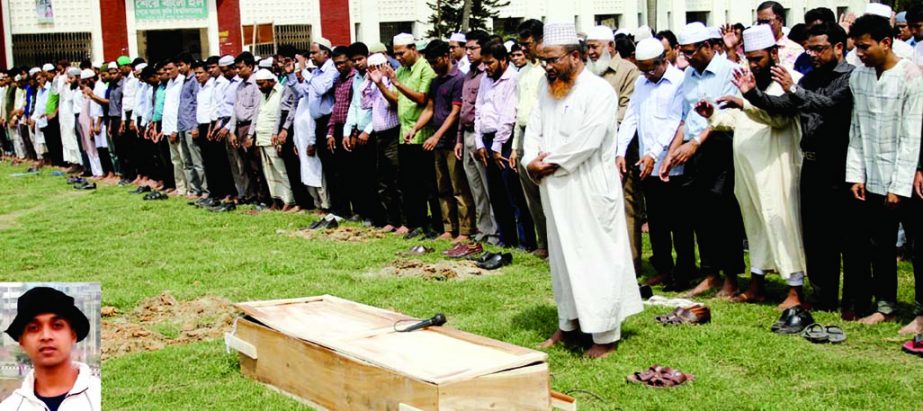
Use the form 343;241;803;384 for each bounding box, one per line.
461;0;473;31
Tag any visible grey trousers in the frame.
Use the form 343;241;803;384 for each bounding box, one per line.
462;129;499;243
179;130;208;195
515;126;548;249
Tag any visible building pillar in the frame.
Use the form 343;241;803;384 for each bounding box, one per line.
622;0;639;29
358;0;379;44
320;0;351;45
0;0;9;68
217;0;243;56
99;0;130;60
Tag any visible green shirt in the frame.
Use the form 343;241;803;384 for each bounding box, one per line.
46;93;59;115
152;84;166;122
395;58;436;145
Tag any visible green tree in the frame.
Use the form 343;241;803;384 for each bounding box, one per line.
426;0;511;38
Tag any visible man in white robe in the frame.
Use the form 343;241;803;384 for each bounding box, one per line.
696;24;808;309
524;23;643;359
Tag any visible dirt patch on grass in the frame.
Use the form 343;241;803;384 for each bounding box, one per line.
370;258;490;280
102;292;235;359
279;225;388;242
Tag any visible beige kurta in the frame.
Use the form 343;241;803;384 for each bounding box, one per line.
523;68;643;342
710;71;806;278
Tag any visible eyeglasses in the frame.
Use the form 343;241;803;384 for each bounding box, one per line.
540;53;569;66
465;45;481;51
679;43;703;57
805;44;832;54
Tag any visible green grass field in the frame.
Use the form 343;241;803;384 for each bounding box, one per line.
1;162;921;410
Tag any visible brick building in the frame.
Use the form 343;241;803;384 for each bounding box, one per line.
0;0;867;67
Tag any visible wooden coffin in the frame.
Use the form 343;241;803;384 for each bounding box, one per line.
227;295;572;410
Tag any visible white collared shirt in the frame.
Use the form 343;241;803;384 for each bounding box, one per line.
617;64;686;176
161;73;185;135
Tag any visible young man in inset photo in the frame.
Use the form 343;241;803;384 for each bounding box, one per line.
1;287;101;411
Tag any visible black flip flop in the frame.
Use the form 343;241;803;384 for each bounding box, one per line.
825;326;846;344
802;323;828;343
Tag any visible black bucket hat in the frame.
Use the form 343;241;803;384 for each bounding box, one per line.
4;287;90;343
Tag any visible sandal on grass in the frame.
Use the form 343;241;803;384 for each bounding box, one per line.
627;365;694;388
902;334;923;357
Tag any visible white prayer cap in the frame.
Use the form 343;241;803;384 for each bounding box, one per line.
504;40;515;52
635;38;666;61
743;24;776;52
218;55;235;67
42;63;54;72
367;53;388;67
707;26;722;40
92;61;103;69
897;11;908;24
254;55;261;61
135;63;148;71
634;25;653;42
865;3;892;19
79;69;95;80
415;39;429;50
678;22;709;45
544;23;580;46
253;69;276;81
614;28;630;37
314;37;332;50
449;32;466;43
368;42;387;53
587;25;615;42
66;67;81;76
14;75;20;81
393;33;415;47
28;67;41;76
258;57;273;68
107;62;118;70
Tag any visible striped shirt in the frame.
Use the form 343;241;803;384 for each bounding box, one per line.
846;58;923;198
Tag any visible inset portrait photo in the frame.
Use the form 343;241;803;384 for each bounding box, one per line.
0;283;100;410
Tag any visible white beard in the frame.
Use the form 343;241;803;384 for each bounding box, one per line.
587;49;612;76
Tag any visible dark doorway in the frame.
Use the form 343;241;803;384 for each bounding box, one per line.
140;29;204;63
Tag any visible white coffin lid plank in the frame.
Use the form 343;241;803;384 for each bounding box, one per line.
234;295;548;385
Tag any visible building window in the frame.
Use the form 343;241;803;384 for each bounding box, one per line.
12;32;91;66
380;22;414;45
275;24;312;54
596;14;621;29
686;11;709;25
492;17;523;38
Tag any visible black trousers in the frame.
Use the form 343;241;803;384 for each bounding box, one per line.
0;126;11;154
42;117;64;166
642;176;696;281
19;124;37;160
903;196;923;316
482;133;535;249
197;123;235;199
153;121;175;188
683;133;745;276
315;115;345;214
277;112;313;209
337;128;382;223
844;192;920;315
374;126;403;227
109;118;135;180
800;160;851;310
326;123;351;216
399;143;438;230
134;117;154;179
234;124;269;203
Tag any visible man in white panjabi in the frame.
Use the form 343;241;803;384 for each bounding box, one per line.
524;22;643;359
696;24;807;310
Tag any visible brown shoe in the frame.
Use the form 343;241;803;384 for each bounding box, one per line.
442;243;468;257
448;243;483;258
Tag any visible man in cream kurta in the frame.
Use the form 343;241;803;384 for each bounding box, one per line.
524;23;643;359
698;24;807;310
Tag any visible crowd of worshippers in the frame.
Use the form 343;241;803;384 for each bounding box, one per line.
1;1;923;336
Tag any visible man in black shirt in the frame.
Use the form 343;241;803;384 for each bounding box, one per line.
737;22;856;313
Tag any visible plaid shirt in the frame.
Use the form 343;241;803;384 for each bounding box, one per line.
328;68;356;138
846;58;923;198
